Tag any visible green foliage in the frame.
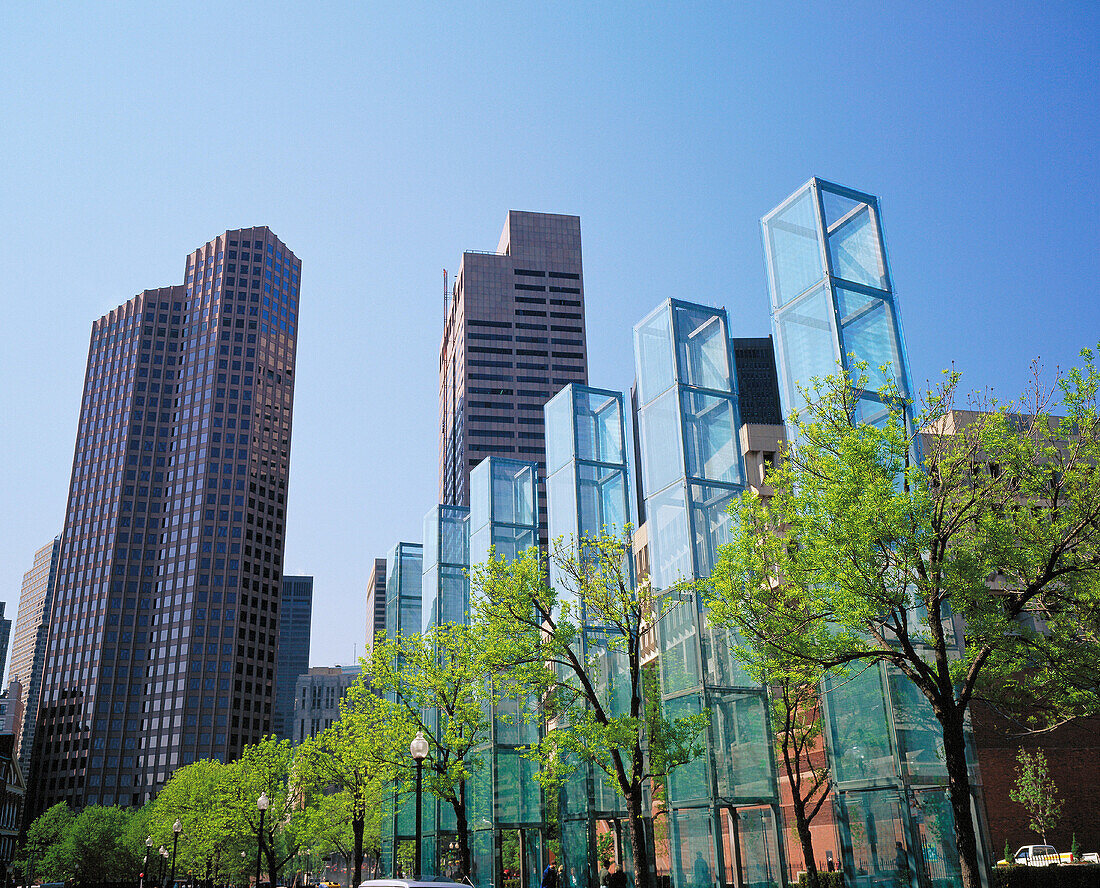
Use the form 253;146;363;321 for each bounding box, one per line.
991;866;1100;888
1071;834;1080;863
1010;750;1063;844
797;872;842;888
18;803;142;884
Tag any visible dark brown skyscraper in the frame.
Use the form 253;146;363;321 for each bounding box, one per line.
30;227;300;814
439;211;588;543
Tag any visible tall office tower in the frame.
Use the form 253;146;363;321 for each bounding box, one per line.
438;211;588;547
30;227;301;815
10;537;61;770
273;575;313;740
364;558;387;651
0;605;10;689
633;298;784;888
763;179;983;885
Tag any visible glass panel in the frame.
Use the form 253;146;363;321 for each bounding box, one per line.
495;748;542;824
561;750;590;817
579;464;628;538
666;695;710;805
764;186;825;307
735;806;781;888
469;753;492;826
700;617;754;689
634;303;676;404
545;388;575;476
646;482;691;591
689;482;736;580
548;466;579;540
493;461;537;527
423;507;441;570
913;788;963;888
667;806;718;888
822;190;864;228
681;391;741;484
470;525;491;573
639;389;684;498
470;827;494;888
826;664;897;784
422;564;441;634
827;203;888;291
492;526;537;563
710;692;774;801
441;566;468;625
774;284;839;414
836;789;912;888
675;305;730;392
470;460;491;531
561;818;591;888
441;505;470;566
853;395;892;429
838;289;905;394
888;667;947;782
659;594;701;695
575;388;625;464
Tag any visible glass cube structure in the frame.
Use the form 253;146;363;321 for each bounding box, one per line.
762;180;990;888
545;385;634;885
381;541;425;877
762;178;912;425
632;299;785;888
467;457;547;888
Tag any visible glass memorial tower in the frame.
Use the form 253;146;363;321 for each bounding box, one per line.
380;541;425;878
632;299;786;888
467;458;547;888
762;178;989;888
544;384;633;887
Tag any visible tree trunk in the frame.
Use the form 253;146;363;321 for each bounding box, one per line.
455;800;472;880
353;814;365;888
626;785;655;888
941;712;983;888
792;795;820;888
264;842;280;888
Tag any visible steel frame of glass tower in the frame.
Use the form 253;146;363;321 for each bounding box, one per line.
544;384;634;888
380;541;425;878
762;178;990;888
633;299;786;888
467;457;546;888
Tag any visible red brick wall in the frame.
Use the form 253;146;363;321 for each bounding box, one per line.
971;704;1100;856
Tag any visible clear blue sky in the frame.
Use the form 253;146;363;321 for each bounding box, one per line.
1;2;1097;668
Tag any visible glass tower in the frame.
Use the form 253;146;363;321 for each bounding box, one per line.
632;299;785;888
467;458;546;888
762;179;988;888
544;384;633;887
380;541;425;877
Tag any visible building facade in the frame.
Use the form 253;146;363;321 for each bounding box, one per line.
0;679;23;741
292;666;360;745
10;536;61;771
274;575;313;740
365;558;387;651
29;226;301;816
439;211;588;546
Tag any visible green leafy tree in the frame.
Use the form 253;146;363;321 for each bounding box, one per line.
297;701;391;888
59;805;140;883
1009;750;1063;845
222;736;304;886
18;802;75;883
707;353;1100;888
472;535;708;888
358;620;497;880
149;759;237;887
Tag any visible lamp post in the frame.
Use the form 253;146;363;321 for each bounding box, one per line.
160;846;169;888
256;792;270;888
410;731;429;877
142;837;153;888
170;819;182;888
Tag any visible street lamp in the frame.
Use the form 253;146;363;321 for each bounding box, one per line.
170;819;182;888
142;837;153;888
410;731;429;877
160;846;169;888
256;792;270;888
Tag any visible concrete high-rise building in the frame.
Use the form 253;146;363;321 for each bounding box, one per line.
439;211;588;545
292;665;360;745
10;536;61;770
273;575;313;741
30;226;301;815
0;604;10;691
364;558;386;651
